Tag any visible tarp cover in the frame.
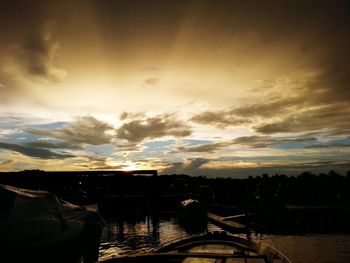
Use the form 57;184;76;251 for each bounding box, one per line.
0;184;64;223
0;184;103;245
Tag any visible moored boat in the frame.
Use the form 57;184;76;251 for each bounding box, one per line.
0;184;105;263
177;199;207;232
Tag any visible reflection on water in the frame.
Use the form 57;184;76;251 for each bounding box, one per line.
99;215;221;260
99;216;350;263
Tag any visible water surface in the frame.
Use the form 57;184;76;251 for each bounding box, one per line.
99;216;222;260
263;234;350;263
99;216;350;263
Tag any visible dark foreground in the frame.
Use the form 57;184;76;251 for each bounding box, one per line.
1;170;349;234
1;168;350;262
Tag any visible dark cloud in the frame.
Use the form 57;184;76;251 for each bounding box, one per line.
231;136;274;148
307;39;350;105
174;135;317;153
115;142;143;152
191;111;251;128
26;116;113;147
231;97;304;118
23;140;81;150
190;96;304;127
144;77;159;86
186;0;349;134
117;113;191;143
0;141;74;159
8;22;66;82
304;143;350;149
175;142;229;153
255;104;350;134
119;112;145;121
231;135;316;148
193;97;350;134
161;158;209;175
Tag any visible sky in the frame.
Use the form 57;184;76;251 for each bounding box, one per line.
0;0;349;176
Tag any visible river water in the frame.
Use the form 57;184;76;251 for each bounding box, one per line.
99;216;350;262
262;234;350;263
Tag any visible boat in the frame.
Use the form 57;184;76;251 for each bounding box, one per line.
99;231;291;263
0;184;105;263
177;199;207;232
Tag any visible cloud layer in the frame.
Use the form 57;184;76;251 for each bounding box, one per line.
26;116;114;148
117;113;192;144
6;23;67;83
0;1;349;174
0;141;74;159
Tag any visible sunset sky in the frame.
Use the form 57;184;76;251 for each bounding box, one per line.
0;0;349;176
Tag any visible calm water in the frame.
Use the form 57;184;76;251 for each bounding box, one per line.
99;215;222;260
99;216;350;263
262;234;350;263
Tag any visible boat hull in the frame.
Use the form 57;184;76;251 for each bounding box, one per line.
99;231;291;263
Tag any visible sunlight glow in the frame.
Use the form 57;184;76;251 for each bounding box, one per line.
123;161;138;171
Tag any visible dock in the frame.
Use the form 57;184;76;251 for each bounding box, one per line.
207;212;247;233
